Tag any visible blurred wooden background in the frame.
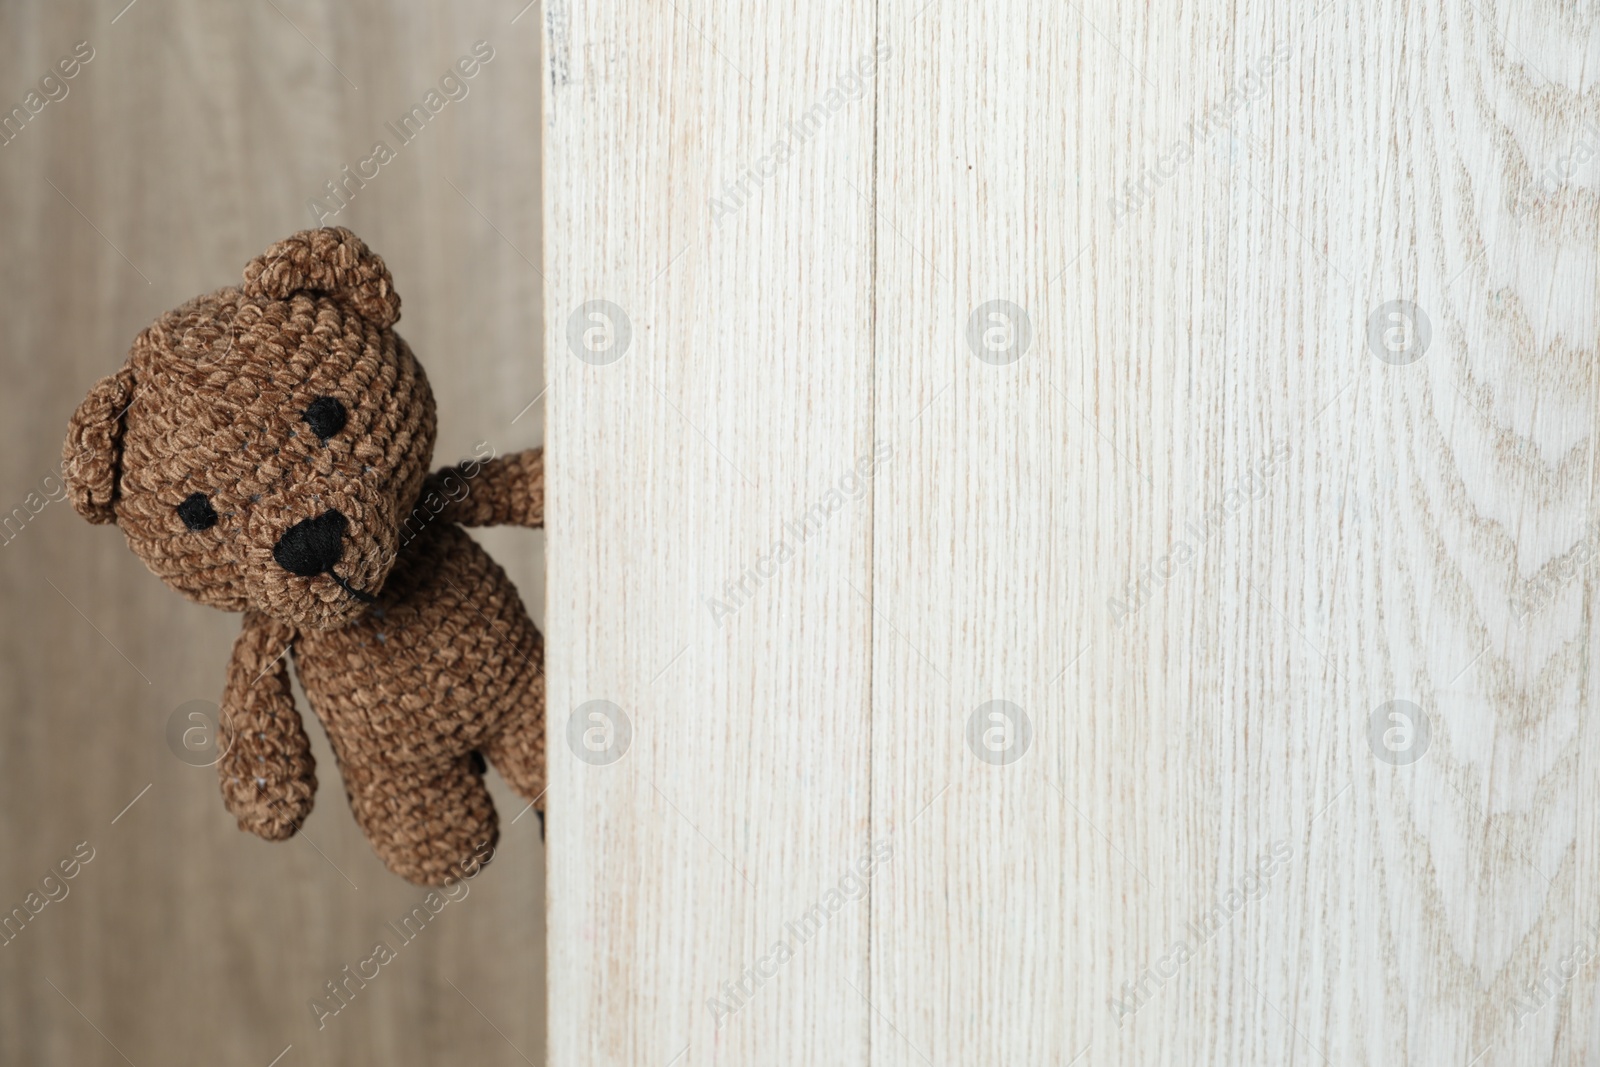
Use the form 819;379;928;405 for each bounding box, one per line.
0;3;546;1065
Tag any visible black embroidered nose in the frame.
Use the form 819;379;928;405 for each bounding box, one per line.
303;396;347;441
273;509;348;577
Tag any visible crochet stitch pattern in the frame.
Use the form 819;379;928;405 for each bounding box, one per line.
62;227;545;885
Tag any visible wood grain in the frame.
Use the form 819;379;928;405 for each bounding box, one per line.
870;4;1088;1063
0;3;547;1065
867;0;1600;1063
547;0;1600;1064
542;0;878;1064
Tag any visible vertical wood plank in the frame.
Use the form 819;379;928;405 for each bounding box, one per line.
543;1;878;1064
870;2;1134;1063
1288;2;1600;1062
870;0;1600;1064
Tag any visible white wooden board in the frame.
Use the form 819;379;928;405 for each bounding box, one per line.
546;1;1600;1063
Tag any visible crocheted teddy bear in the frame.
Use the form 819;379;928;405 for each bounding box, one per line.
61;227;545;885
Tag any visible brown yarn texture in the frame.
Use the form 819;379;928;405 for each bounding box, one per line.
62;227;544;885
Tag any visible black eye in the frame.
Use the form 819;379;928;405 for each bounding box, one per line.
303;396;347;441
177;493;218;531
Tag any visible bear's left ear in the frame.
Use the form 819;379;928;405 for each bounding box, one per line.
240;226;401;328
62;366;136;525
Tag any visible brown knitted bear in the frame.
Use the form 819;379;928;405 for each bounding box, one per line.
61;227;545;885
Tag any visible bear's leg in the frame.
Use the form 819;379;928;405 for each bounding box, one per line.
483;633;546;809
341;755;499;885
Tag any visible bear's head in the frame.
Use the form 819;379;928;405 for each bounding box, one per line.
62;227;437;631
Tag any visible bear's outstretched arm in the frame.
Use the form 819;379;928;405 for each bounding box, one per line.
217;610;317;841
430;447;544;529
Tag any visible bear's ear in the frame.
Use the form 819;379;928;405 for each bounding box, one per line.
62;366;136;525
240;226;401;328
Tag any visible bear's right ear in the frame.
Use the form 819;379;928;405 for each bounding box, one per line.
240;226;401;328
62;366;136;525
